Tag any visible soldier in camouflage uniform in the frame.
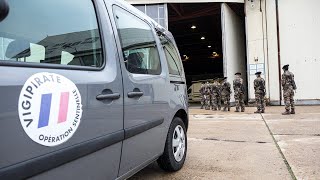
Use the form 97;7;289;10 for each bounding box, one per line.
217;79;222;110
233;72;245;112
199;82;206;109
254;72;266;113
221;77;231;111
204;81;211;110
211;79;220;111
281;64;297;115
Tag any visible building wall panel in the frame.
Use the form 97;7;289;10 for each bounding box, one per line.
279;0;320;101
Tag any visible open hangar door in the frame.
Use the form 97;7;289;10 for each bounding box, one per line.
168;3;223;88
221;3;247;102
167;3;247;102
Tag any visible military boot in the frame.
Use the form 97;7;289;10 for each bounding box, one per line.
223;107;227;111
241;108;245;112
235;108;239;112
282;110;290;115
228;107;230;111
254;110;260;114
290;109;295;114
261;110;265;113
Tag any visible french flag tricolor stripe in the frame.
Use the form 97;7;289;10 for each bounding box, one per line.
38;92;70;128
58;92;70;123
38;93;52;128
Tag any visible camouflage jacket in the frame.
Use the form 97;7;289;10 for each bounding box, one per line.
221;81;231;96
233;77;245;94
217;82;222;96
281;71;297;91
211;82;220;94
254;77;265;94
199;85;206;95
204;84;211;95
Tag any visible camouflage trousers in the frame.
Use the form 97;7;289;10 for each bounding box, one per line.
217;95;222;110
204;95;211;110
211;93;219;110
255;93;265;111
234;93;245;111
283;89;295;111
200;95;205;108
221;95;230;110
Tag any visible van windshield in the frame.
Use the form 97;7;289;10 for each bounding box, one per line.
0;0;103;67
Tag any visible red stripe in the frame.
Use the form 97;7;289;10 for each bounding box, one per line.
58;92;69;123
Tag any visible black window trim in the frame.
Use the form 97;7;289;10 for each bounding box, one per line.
0;0;106;71
112;5;163;76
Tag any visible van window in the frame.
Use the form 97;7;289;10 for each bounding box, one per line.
113;6;161;75
162;40;183;76
0;0;103;68
164;47;180;75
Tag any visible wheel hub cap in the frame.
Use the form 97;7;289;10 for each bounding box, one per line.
172;125;186;162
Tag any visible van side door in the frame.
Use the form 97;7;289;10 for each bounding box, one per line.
111;5;169;177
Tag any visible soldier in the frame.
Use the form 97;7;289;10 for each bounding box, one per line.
233;72;245;112
204;81;211;110
254;72;266;113
199;82;206;109
281;64;297;115
217;79;222;110
221;77;231;111
211;79;220;111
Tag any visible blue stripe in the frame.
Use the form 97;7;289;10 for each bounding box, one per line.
38;93;52;128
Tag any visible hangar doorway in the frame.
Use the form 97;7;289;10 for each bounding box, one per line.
167;3;247;102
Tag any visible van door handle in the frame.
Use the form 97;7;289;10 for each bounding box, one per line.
127;91;144;98
96;93;120;101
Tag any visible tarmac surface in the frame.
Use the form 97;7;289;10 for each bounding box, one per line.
130;106;320;180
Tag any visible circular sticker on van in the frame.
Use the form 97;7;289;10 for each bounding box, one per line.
18;72;82;146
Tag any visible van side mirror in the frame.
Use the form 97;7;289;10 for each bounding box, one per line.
0;0;9;22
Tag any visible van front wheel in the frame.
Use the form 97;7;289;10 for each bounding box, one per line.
157;117;187;171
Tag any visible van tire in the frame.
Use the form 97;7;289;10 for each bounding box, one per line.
157;117;187;172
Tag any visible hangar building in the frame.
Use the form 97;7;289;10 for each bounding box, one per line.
126;0;320;105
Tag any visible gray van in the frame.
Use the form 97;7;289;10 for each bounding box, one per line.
0;0;188;179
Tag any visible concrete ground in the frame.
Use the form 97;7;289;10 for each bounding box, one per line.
130;106;320;180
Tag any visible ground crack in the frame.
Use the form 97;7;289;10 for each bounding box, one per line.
203;138;268;144
274;133;320;136
260;114;297;180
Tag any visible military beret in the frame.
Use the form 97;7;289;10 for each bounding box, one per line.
235;72;241;75
255;72;262;75
282;64;289;69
